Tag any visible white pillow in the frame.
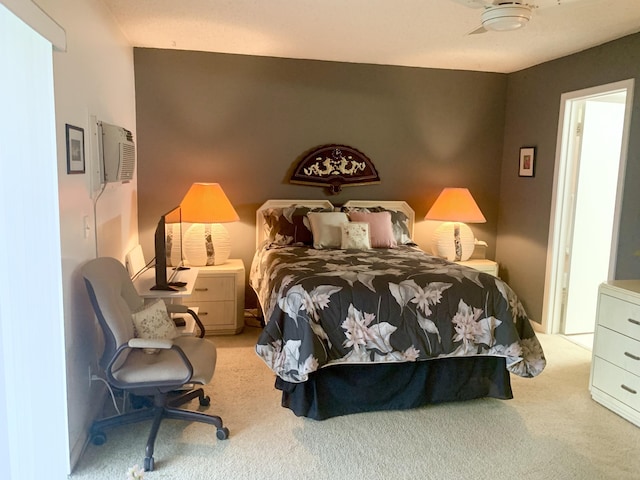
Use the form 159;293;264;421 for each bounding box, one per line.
131;299;177;353
308;211;349;249
341;222;371;249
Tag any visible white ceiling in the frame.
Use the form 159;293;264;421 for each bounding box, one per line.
100;0;640;74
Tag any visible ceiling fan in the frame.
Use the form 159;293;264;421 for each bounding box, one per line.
451;0;583;34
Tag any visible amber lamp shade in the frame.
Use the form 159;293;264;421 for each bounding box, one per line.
180;183;239;266
425;188;486;262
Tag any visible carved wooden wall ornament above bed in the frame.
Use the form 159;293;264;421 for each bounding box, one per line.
290;144;381;194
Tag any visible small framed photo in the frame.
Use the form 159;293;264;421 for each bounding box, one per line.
519;146;536;177
66;124;85;174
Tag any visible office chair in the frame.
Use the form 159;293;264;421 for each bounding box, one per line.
81;257;228;471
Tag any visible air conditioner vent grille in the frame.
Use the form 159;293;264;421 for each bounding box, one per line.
119;143;136;181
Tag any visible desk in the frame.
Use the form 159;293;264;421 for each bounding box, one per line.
133;267;199;299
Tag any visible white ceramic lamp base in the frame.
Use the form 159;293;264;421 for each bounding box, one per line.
165;222;183;267
431;222;475;262
183;223;231;266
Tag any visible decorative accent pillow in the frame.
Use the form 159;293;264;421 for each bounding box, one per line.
343;206;414;245
263;205;331;247
347;211;398;248
308;211;350;249
131;299;177;354
341;222;371;250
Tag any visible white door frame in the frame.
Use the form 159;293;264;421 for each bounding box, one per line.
541;79;635;334
0;2;69;477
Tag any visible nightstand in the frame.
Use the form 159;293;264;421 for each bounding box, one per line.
455;259;499;277
184;259;245;335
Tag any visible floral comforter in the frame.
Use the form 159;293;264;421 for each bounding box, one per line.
251;245;546;384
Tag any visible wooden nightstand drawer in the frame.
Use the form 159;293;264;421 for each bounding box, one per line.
598;293;640;340
191;275;235;302
188;300;236;331
594;326;640;376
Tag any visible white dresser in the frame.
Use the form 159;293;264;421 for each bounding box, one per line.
591;280;640;427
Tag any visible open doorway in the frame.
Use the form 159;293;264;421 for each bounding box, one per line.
542;79;635;348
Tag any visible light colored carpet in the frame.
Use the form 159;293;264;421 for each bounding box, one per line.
70;326;640;479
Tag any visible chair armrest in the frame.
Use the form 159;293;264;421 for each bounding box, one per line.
166;304;188;314
128;338;173;350
106;340;195;389
186;308;206;338
166;305;206;338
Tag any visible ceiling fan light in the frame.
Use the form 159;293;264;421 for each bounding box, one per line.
481;5;531;32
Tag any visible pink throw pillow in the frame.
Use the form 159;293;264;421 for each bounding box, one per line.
348;211;397;248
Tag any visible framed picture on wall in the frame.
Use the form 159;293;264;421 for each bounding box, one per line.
519;146;536;177
66;124;85;174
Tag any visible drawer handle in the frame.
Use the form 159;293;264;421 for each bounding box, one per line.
199;311;209;316
621;384;637;395
195;288;209;292
624;351;640;361
628;318;640;326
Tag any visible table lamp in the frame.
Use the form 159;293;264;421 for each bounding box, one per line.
180;182;239;266
425;187;486;262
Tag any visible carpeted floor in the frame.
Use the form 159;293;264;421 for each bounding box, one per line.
70;326;640;479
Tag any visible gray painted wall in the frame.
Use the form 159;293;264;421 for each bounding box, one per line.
134;33;640;319
498;32;640;323
134;49;507;307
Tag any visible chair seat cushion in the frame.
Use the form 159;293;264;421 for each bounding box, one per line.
112;336;217;386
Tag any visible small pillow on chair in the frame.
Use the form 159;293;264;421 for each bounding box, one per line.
132;299;177;353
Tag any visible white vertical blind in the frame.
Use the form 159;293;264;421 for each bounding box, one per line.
0;3;69;478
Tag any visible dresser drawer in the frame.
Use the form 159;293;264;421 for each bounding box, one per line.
190;275;235;302
592;358;640;412
595;326;640;376
598;293;640;340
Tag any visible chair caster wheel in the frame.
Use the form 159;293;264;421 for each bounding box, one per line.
144;456;154;472
216;427;229;440
91;432;106;446
200;395;211;407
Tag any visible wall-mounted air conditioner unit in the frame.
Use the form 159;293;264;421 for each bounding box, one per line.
98;121;135;183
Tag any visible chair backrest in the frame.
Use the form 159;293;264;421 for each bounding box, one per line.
82;257;144;370
125;244;147;277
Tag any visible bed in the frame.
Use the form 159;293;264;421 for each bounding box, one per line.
250;199;546;420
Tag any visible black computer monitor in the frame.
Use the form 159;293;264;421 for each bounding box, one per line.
151;206;184;290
